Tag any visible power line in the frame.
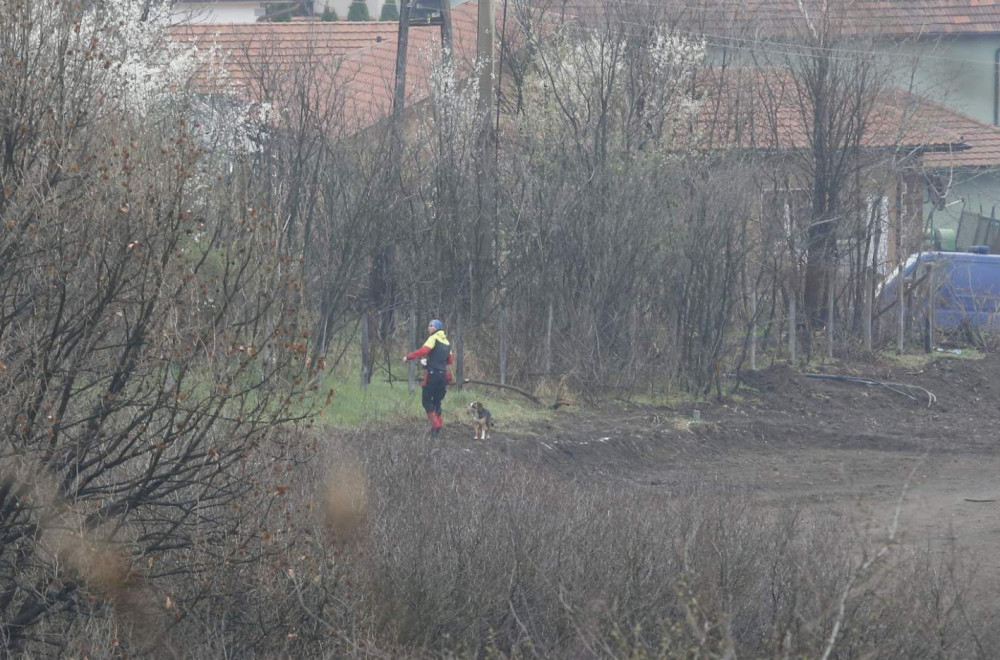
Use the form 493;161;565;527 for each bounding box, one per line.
519;0;1000;67
544;16;1000;68
527;0;1000;30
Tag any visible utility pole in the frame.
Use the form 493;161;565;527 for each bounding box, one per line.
477;0;500;382
477;0;495;115
392;0;413;123
440;0;453;57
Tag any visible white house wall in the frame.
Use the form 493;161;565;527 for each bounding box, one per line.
172;0;451;24
318;0;384;19
709;33;1000;127
171;2;266;23
322;0;465;22
926;170;1000;238
892;35;1000;127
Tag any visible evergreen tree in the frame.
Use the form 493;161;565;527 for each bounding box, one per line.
379;0;399;21
265;2;295;21
347;0;371;21
321;5;338;20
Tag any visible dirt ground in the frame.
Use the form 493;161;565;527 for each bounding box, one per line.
444;353;1000;573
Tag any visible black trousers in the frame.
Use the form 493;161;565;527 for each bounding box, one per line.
421;372;447;414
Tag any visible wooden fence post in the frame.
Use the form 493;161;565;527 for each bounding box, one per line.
499;305;507;386
863;266;873;352
925;264;935;353
826;267;835;361
408;303;417;394
896;261;906;354
361;310;371;390
455;314;464;389
788;287;796;365
545;299;553;377
750;284;757;371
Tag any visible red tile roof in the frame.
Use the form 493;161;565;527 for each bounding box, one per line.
336;5;482;128
167;3;483;129
167;21;399;82
166;3;994;164
537;0;1000;38
916;99;1000;168
686;67;967;154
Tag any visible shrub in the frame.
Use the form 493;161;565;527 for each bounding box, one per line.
347;0;371;21
270;427;1000;658
53;424;1000;656
266;1;295;21
380;0;399;21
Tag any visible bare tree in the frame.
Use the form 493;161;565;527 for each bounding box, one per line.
747;1;900;339
0;2;313;652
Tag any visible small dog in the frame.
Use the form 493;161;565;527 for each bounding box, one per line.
468;401;494;440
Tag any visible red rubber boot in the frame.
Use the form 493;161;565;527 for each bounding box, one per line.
429;411;443;434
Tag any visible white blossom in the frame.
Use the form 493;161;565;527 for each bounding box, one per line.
520;25;705;147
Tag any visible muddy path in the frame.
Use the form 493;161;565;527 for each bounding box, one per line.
442;354;1000;572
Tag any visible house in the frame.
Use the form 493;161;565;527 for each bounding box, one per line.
539;0;1000;126
918;100;1000;251
170;0;294;23
682;66;967;272
167;0;482;131
169;1;969;235
536;0;1000;263
171;0;1000;255
694;0;1000;256
170;0;392;24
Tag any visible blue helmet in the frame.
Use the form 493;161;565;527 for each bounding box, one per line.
428;319;443;331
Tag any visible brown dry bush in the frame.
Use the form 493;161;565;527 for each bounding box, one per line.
50;425;1000;658
244;428;999;659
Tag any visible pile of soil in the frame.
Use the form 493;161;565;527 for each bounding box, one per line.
737;364;813;398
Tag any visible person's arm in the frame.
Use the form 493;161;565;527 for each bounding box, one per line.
403;336;436;362
404;345;431;361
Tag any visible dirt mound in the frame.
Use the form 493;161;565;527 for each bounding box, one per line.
913;353;1000;403
738;364;813;398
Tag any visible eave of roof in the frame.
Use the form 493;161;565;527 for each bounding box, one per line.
537;0;1000;39
680;68;967;156
916;99;1000;169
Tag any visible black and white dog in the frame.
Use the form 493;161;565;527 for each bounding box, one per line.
468;401;494;440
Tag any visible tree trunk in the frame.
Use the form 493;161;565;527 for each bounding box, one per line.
804;222;835;326
361;311;371;390
455;313;464;390
408;302;417;394
499;305;507;385
788;286;797;365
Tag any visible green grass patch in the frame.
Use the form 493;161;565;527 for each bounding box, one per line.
880;348;985;370
314;374;559;430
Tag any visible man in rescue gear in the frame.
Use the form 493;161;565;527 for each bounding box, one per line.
402;319;453;435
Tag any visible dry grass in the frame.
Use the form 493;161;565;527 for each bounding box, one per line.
50;426;1000;658
249;428;998;658
323;463;370;543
